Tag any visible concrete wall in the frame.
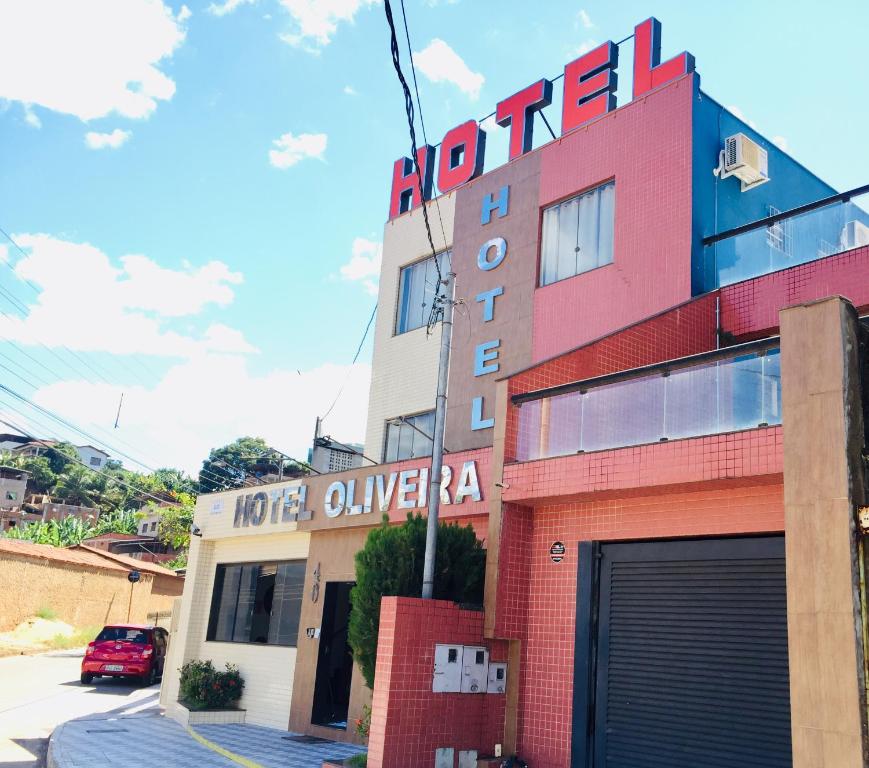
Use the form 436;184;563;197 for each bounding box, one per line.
780;296;868;767
364;193;455;462
0;553;154;631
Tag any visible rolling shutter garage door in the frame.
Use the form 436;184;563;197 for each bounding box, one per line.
593;536;791;768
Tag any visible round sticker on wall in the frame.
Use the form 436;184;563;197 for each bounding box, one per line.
549;541;566;563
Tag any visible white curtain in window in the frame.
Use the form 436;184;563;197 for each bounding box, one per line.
541;182;615;286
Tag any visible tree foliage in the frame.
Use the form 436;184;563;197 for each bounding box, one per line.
198;436;271;493
348;513;485;690
4;510;139;547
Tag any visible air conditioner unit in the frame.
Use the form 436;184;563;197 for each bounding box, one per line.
840;220;869;251
713;133;769;192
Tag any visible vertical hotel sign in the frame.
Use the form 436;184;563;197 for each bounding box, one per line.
470;187;510;431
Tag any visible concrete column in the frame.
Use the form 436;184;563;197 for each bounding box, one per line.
780;296;868;767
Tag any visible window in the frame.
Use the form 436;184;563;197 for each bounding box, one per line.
6;491;17;501
90;456;102;467
206;560;306;646
766;205;792;255
384;411;434;462
540;181;615;286
396;251;450;334
96;627;149;644
150;521;157;532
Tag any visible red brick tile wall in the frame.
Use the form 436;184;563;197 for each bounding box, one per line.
503;427;783;502
367;597;507;768
720;245;869;339
514;481;785;767
493;503;533;640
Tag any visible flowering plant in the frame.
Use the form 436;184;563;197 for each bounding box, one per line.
354;704;371;740
179;660;244;710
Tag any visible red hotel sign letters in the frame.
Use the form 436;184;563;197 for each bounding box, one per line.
388;17;695;219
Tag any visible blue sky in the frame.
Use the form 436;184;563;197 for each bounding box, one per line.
0;0;867;474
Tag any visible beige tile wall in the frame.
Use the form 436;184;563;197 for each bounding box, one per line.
364;194;456;461
162;496;311;729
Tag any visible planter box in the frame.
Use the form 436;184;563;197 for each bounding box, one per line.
169;701;246;727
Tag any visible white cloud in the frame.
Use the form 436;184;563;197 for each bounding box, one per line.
576;9;593;29
278;0;378;49
268;131;327;169
177;5;192;21
340;238;381;295
23;104;41;128
31;356;372;473
207;0;255;16
0;234;252;358
0;0;187;122
413;39;484;100
568;39;599;58
343;85;357;96
727;105;758;131
772;135;789;153
85;128;132;150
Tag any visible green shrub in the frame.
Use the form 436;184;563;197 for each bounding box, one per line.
178;660;244;710
36;606;57;620
348;513;485;689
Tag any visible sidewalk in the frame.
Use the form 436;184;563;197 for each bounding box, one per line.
48;701;366;768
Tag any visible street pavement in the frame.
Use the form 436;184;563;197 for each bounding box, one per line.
0;649;158;768
0;649;366;768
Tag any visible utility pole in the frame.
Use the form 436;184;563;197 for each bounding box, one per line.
422;272;455;600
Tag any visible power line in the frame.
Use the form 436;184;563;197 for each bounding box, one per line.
397;0;449;255
0;382;238;491
321;303;376;422
382;0;443;294
0;225;167;386
0;411;186;508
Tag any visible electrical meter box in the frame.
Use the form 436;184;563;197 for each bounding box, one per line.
461;646;489;694
487;662;507;694
433;644;462;693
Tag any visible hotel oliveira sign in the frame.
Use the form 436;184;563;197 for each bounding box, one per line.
388;17;695;218
232;460;482;529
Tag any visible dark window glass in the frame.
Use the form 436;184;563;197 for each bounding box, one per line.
96;627;149;644
206;560;306;646
384;410;435;462
396;251;450;334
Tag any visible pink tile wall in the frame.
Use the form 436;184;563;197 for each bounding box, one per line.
533;74;696;361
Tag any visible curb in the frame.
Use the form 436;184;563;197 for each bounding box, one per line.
186;725;265;768
46;722;64;768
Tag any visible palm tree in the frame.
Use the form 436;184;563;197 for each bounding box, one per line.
53;466;98;508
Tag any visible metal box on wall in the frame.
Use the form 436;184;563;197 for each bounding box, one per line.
487;662;507;694
460;646;489;694
432;644;462;693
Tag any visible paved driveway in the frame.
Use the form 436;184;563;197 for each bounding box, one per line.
0;650;157;768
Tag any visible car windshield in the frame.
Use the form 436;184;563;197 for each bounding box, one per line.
96;627;149;644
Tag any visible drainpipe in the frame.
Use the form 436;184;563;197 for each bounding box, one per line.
422;272;455;600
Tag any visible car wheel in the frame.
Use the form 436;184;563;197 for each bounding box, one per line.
80;673;94;685
140;666;156;687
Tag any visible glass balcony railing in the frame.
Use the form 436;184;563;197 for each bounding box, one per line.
705;185;869;289
514;342;781;462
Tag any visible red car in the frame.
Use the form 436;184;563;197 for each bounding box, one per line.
81;624;169;686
